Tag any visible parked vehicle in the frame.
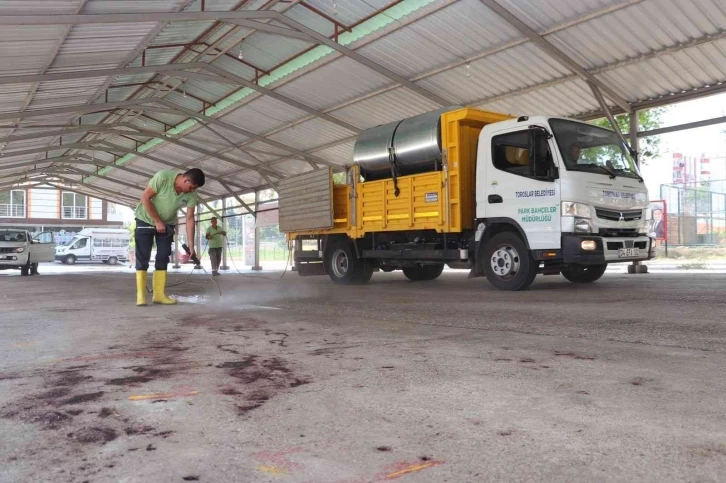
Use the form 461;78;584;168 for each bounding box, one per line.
280;107;654;291
55;228;130;265
0;229;55;275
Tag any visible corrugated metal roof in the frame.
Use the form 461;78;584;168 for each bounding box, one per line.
1;0;725;206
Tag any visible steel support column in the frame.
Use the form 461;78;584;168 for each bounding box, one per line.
252;190;261;271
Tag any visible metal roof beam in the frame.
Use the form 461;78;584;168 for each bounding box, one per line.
155;98;336;169
95;141;253;193
478;0;632;113
274;14;452;107
0;99;154;122
44;180;136;207
203;64;360;133
218;180;255;217
0;11;277;25
223;19;317;42
588;81;632;152
0;62;209;86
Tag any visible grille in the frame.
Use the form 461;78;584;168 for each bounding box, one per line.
606;241;648;250
599;228;639;237
0;247;16;253
595;208;643;222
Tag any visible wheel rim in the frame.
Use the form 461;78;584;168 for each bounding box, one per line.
490;245;520;279
331;249;349;278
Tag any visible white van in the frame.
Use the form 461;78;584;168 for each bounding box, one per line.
55;228;130;265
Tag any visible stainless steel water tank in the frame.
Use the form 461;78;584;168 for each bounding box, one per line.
353;106;460;180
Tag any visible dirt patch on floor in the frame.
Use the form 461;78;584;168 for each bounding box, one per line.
215;355;310;416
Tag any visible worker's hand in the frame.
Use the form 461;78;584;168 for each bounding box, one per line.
154;220;166;233
221;231;227;236
189;248;197;260
205;234;211;240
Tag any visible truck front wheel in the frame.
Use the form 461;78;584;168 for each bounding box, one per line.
402;263;444;281
483;232;537;291
20;261;30;276
324;239;370;285
561;264;607;284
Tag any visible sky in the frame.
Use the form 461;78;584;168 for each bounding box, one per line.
640;92;726;199
117;92;726;223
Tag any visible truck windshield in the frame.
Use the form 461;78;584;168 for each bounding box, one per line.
549;119;641;179
0;231;26;242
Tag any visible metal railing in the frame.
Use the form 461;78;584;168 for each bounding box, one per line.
62;206;88;219
0;204;25;218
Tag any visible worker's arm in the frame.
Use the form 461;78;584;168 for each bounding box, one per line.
140;186;166;233
186;206;196;258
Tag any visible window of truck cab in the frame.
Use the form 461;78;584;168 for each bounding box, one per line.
491;129;554;180
549;119;641;179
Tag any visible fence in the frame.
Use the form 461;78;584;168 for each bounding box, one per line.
660;181;726;246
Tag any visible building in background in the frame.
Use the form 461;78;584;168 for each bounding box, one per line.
0;186;124;244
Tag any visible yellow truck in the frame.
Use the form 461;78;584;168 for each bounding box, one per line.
279;107;653;290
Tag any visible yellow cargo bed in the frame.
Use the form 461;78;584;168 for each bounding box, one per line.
283;108;512;240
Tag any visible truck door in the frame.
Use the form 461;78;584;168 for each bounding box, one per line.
30;232;55;263
481;126;561;249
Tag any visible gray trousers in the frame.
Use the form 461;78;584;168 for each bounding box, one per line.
209;247;223;271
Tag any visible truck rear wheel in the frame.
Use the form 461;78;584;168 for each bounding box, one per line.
402;263;444;281
561;264;607;284
483;232;537;291
324;239;370;285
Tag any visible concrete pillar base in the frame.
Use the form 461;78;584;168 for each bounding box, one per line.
251;265;263;271
194;264;202;270
220;265;230;270
291;265;298;272
172;264;181;269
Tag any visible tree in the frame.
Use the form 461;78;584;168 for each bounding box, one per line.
589;107;665;166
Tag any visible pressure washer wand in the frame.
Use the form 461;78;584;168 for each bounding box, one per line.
182;243;200;266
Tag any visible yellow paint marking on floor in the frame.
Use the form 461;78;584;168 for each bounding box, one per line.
127;391;199;401
258;465;288;476
386;462;436;479
12;342;37;348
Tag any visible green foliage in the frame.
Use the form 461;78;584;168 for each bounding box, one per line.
589;107;665;165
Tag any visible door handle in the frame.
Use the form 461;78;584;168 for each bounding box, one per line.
488;194;503;204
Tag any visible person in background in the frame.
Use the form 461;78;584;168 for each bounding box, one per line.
206;216;226;276
133;168;205;306
569;143;582;164
650;208;665;239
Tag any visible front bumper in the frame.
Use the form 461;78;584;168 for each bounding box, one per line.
562;235;653;264
0;253;28;267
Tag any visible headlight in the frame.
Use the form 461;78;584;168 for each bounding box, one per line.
562;202;591;218
574;218;593;234
14;247;25;253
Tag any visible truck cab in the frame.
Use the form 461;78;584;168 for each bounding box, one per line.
0;229;55;276
475;115;652;289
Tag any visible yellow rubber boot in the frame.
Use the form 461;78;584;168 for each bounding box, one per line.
152;270;177;305
136;270;147;306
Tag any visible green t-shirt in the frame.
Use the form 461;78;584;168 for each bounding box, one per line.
134;170;199;225
206;226;224;249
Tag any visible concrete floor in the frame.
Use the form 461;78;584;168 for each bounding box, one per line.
1;268;725;483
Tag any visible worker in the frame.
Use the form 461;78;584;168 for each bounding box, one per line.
569;143;582;164
205;216;226;276
134;168;205;306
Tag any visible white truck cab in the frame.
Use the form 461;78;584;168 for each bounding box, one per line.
0;229;55;276
476;115;652;288
55;228;130;265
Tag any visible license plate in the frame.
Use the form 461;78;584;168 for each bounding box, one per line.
618;248;640;258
